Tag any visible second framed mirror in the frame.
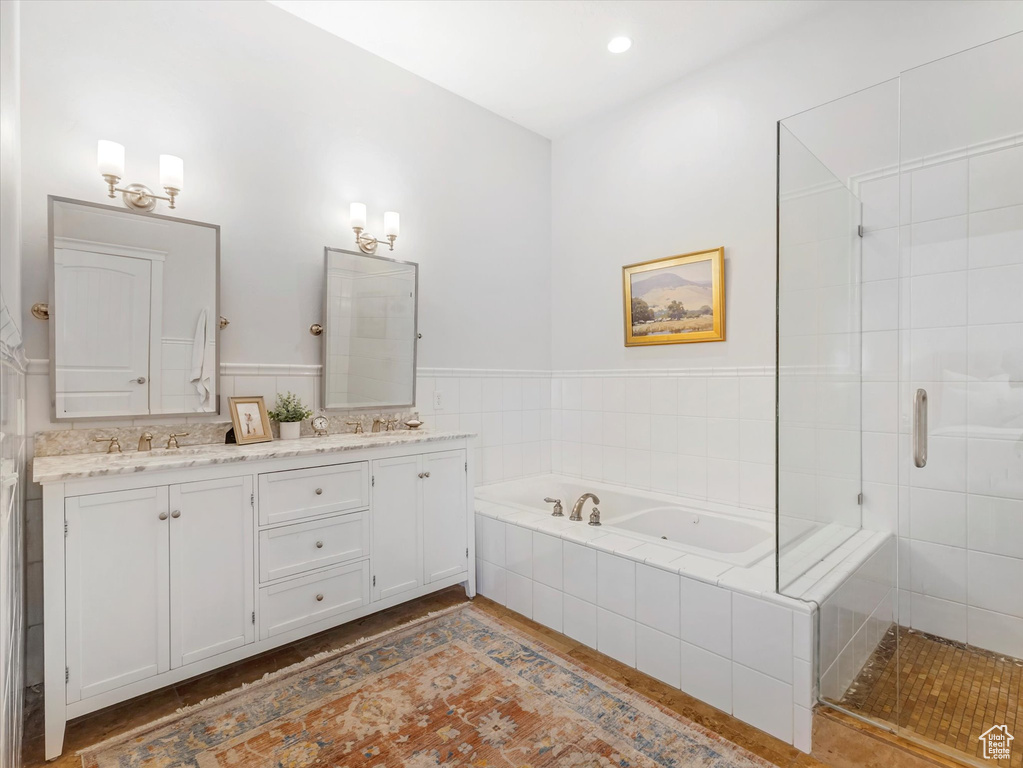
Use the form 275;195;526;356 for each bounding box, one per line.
322;247;418;411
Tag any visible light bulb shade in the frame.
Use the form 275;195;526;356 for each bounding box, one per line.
97;140;125;178
383;211;400;238
159;154;184;191
350;202;367;230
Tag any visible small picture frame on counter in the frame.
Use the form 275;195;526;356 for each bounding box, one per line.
228;396;273;445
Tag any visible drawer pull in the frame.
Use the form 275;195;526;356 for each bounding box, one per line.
315;593;324;601
315;540;324;549
418;472;431;478
158;512;168;520
171;510;181;519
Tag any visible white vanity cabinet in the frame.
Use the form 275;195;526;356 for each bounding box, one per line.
36;433;475;760
64;487;170;703
371;450;468;600
64;477;254;703
169;477;255;667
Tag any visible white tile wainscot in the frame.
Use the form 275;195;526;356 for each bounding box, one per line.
474;503;817;752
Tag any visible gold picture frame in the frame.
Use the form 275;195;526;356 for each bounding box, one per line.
228;396;273;444
623;247;725;346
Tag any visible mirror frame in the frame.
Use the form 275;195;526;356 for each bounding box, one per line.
47;195;221;422
321;246;419;412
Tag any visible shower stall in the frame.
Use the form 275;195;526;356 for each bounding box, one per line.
776;32;1022;766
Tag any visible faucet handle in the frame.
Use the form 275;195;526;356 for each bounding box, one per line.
95;437;122;454
544;497;564;517
166;432;188;449
588;507;602;527
385;417;400;431
345;421;364;434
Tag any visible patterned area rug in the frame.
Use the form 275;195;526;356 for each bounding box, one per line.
81;605;777;767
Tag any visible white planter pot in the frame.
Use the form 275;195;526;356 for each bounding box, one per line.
278;421;302;440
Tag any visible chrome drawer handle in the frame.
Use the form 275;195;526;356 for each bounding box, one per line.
315;540;324;549
315;488;323;495
315;593;324;602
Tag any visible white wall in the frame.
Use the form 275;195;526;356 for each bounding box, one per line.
550;0;1023;372
18;0;551;373
0;0;21;330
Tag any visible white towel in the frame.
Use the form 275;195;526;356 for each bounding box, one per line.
189;309;212;410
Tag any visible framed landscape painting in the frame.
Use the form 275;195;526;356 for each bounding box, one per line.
623;247;725;346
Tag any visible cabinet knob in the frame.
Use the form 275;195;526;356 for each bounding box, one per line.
418;472;424;478
158;512;168;520
423;471;431;478
315;488;323;495
315;540;324;549
315;593;324;602
171;510;181;518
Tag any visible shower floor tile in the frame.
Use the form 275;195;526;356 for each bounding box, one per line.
833;625;1022;767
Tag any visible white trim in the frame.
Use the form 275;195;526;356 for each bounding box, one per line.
54;237;167;263
848;130;1023;194
27;359;777;380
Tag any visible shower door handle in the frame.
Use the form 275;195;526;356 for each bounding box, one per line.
913;388;928;468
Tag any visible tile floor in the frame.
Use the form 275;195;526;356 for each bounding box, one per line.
23;587;964;768
834;625;1022;767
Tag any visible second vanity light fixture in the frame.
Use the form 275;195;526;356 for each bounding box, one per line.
350;202;399;253
97;140;184;212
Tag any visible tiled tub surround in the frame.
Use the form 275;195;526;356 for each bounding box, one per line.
855;139;1023;659
474;501;816;751
548;371;777;512
471;462;898;755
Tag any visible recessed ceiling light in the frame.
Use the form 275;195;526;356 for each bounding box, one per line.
607;36;632;54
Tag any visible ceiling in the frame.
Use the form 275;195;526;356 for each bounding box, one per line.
268;0;834;138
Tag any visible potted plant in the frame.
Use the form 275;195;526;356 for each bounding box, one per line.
267;391;312;440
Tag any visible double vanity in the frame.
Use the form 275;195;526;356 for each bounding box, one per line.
35;431;475;759
35;196;453;758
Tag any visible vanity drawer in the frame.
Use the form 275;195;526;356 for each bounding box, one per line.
259;560;370;639
258;462;368;526
259;512;368;583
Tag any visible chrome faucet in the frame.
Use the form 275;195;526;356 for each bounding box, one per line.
570;493;600;522
138;432;153;451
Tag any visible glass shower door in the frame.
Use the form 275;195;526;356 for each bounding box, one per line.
894;32;1023;765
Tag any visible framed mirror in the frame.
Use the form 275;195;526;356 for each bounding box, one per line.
322;247;418;410
48;197;220;420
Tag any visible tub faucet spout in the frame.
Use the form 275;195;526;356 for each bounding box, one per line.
571;493;600;521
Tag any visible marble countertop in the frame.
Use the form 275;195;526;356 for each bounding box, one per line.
33;430;475;484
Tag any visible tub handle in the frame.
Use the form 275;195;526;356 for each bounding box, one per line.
544;497;564;517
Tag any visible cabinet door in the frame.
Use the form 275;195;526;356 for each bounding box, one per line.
169;476;254;668
65;487;169;703
422;450;468;583
370;455;422;600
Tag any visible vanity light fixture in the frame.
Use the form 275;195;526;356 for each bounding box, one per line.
350;202;399;253
97;140;184;212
